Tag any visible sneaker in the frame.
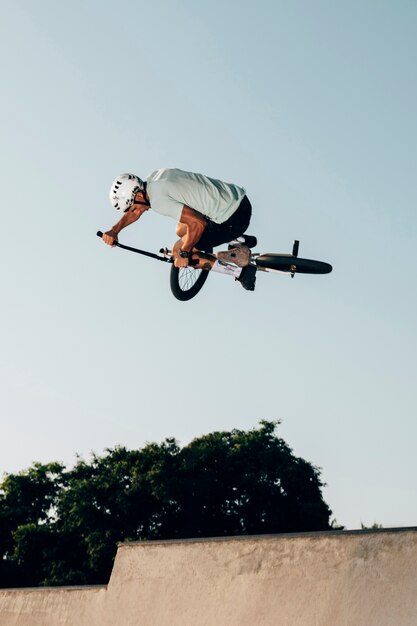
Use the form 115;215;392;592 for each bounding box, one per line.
228;234;257;249
236;264;256;291
216;245;251;267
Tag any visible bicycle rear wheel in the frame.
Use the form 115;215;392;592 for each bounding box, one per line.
255;254;332;275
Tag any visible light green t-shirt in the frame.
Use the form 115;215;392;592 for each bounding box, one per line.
146;168;246;224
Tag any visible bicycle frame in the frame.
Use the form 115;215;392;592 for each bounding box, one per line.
97;231;331;301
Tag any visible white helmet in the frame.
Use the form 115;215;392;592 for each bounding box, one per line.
109;173;145;212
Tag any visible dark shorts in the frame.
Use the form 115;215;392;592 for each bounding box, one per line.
195;195;252;250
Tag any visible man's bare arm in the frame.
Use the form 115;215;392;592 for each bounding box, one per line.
102;204;148;247
178;206;207;252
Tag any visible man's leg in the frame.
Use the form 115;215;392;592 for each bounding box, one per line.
174;217;255;290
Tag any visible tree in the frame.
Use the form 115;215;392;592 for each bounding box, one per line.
0;421;332;587
0;462;64;587
155;420;331;538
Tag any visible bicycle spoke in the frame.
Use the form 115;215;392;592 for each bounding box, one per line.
179;267;202;291
170;263;210;301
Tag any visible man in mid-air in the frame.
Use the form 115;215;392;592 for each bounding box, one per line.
101;168;257;291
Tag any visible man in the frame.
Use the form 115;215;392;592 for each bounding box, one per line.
102;168;257;290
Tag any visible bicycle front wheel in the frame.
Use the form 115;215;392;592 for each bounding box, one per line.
256;254;332;275
170;265;210;301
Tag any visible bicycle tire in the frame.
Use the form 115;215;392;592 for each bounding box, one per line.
255;254;332;275
170;265;210;301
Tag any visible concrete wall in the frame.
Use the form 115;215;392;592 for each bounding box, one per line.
1;528;417;626
0;585;106;626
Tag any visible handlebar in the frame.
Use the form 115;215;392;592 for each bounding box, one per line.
96;230;172;263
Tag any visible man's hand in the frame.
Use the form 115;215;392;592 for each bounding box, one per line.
172;239;189;267
101;206;144;248
174;255;189;268
102;229;118;247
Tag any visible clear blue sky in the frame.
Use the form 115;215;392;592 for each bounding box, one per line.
1;0;416;530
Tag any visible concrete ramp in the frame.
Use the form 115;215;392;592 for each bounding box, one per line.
1;528;417;625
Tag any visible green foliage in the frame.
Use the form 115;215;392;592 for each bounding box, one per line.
0;421;332;587
361;522;383;530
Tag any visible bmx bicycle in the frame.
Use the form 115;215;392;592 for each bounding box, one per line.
97;232;332;301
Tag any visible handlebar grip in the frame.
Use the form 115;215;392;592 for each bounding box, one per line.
97;231;103;238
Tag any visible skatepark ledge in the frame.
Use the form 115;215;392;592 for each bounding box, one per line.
0;526;416;625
